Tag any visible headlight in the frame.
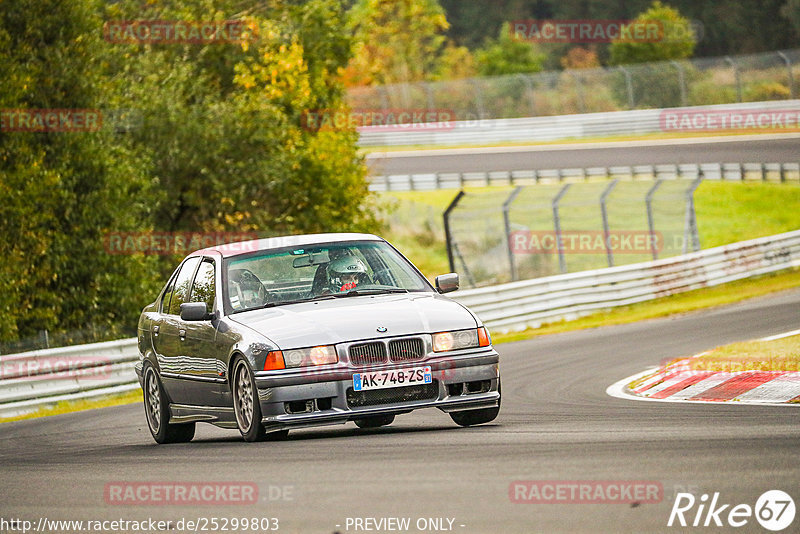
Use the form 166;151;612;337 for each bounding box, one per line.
432;327;491;352
281;345;338;368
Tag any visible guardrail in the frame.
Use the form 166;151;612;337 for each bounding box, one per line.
369;161;800;191
358;99;800;147
452;229;800;332
2;230;798;418
0;339;140;418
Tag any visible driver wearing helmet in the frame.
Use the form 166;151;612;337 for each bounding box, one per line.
327;256;370;292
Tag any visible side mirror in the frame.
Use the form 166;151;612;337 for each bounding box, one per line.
180;302;210;321
435;273;459;294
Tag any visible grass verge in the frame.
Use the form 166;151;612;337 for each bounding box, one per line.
688;335;800;373
490;267;800;345
0;389;142;424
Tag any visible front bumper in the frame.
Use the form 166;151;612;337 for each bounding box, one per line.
253;349;500;431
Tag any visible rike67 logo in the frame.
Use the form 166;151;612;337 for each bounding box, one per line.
668;490;795;531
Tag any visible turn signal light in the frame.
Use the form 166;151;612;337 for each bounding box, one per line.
478;327;491;347
263;350;286;371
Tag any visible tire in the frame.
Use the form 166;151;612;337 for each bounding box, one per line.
449;379;501;427
143;364;195;444
232;358;268;442
354;414;395;428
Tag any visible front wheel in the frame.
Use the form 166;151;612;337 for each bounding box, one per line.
232;358;268;442
450;379;501;427
143;364;195;444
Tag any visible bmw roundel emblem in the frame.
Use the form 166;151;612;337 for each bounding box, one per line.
377;326;388;333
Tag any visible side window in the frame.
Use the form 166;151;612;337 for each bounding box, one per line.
167;257;201;316
160;267;181;313
190;259;216;312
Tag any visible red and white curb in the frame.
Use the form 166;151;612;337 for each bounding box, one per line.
607;331;800;406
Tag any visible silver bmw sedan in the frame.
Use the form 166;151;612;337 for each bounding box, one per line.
136;233;500;443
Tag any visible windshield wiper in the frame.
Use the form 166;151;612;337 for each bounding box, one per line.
262;295;337;308
333;287;408;297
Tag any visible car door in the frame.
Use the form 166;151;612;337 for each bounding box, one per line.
179;257;228;407
154;256;201;405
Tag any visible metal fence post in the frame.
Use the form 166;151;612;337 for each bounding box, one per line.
617;66;635;109
503;186;524;281
424;81;435;111
645;180;664;260
451;242;476;288
571;72;586;113
670;60;688;106
552;184;572;274
684;176;703;254
600;179;619;267
725;56;743;102
517;74;537;116
776;51;795;99
469;79;486;119
379;86;390;111
443;190;466;273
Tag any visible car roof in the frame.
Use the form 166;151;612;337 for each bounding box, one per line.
192;232;384;259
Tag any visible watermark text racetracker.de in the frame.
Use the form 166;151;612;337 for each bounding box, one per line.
660;108;800;133
104;481;293;506
301;109;456;132
0;108;143;133
0;355;111;381
510;230;663;255
510;19;701;44
103;232;259;256
510;480;663;504
103;20;257;45
1;109;102;132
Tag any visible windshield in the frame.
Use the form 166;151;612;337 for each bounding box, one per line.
223;240;432;313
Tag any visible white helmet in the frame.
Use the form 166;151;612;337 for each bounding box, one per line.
328;256;368;290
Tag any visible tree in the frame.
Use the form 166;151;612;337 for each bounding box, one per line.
0;0;159;342
475;23;545;76
609;1;696;65
1;0;378;344
608;2;697;108
782;0;800;33
433;42;477;80
345;0;450;85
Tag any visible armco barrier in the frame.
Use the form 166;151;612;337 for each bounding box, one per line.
1;230;799;418
369;162;800;192
452;229;800;332
0;339;140;418
357;99;800;147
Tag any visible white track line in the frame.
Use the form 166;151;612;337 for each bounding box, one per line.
760;329;800;342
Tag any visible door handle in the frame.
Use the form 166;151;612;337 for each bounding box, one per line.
153;325;159;337
179;329;186;340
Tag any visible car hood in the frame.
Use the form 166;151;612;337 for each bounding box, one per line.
228;293;477;349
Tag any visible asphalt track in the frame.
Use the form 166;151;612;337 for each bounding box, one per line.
1;289;799;533
366;134;800;175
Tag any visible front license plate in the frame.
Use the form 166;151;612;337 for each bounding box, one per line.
353;366;432;392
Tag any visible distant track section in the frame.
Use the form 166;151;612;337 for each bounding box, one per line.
366;134;800;175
